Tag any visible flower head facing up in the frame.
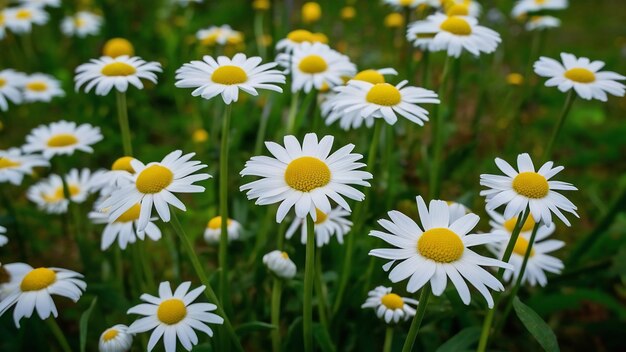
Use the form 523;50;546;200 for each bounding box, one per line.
75;55;162;96
27;168;100;214
275;29;328;53
4;6;48;34
203;216;242;244
361;286;418;324
286;207;353;247
240;133;372;222
61;11;102;37
512;0;568;17
23;120;103;159
0;148;49;185
196;25;242;47
369;196;512;308
89;202;162;250
22;73;65;102
0;69;27;111
99;324;133;352
263;250;297;279
480;153;578;226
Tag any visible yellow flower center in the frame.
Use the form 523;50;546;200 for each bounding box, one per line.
102;328;118;342
503;215;536;233
157;299;187;325
418;228;464;263
16;9;32;20
47;134;78;147
381;293;404;310
311;33;328;44
513;236;535;257
302;2;322;23
284;156;331;192
26;81;48;92
136;165;173;194
564;68;596;83
44;185;80;203
281;251;289;259
384;13;404;28
366;83;401;106
507;73;524;86
298;55;328;74
201;33;220;46
192;129;209;143
101;62;137;77
0;78;6;87
253;0;270;11
314;208;328;224
103;38;135;58
446;4;469;16
0;157;21;169
114;203;141;223
535;0;546;4
74;18;86;28
207;216;233;230
20;268;56;291
440;16;472;36
512;172;549;199
211;65;248;85
353;70;386;84
111;156;135;173
287;29;313;43
399;0;414;6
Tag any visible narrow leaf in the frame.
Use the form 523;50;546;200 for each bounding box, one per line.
513;296;559;352
235;321;276;337
436;327;481;352
79;297;98;352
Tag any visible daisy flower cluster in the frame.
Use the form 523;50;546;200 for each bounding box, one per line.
0;70;64;110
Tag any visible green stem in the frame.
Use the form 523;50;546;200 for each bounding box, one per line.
543;90;575;161
401;284;431;352
429;55;452;199
138;242;156;290
169;211;244;352
286;91;300;135
383;326;394;352
421;50;431;88
255;97;274;155
271;277;283;352
254;12;267;59
46;318;72;352
115;91;133;156
219;104;232;314
303;215;315;352
314;248;329;331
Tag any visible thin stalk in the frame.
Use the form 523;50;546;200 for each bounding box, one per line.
401;284;431;352
254;11;267;59
383;326;394;352
421;50;431;88
314;248;329;331
138;242;156;290
46;318;72;352
219;104;233;313
429;55;452;199
286;91;301;135
271;278;283;352
255;97;274;155
115;91;133;156
303;215;315;352
543;91;575;161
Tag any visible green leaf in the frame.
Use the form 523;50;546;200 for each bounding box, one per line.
235;321;276;337
312;323;336;352
435;327;481;352
513;297;559;352
79;297;98;352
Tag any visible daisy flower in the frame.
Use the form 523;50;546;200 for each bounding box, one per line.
480;153;578;226
101;150;211;231
240;133;373;222
276;42;356;93
75;56;162;96
127;281;224;352
447;201;470;223
99;324;133;352
383;0;439;9
442;0;482;17
0;226;7;247
22;120;103;159
525;15;560;31
196;25;237;46
27;168;98;214
263;250;297;279
175;53;285;104
203;216;242;244
512;0;568;17
286;207;352;247
369;196;511;308
0;148;49;185
103;38;134;58
4;6;48;34
61;11;103;38
361;286;418;324
0;263;86;327
534;53;626;101
17;0;61;7
22;73;65;102
487;210;564;287
275;29;327;53
89;203;162;250
0;69;26;111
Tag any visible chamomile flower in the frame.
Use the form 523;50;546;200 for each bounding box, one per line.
89;204;162;250
17;0;61;8
0;264;86;327
369;196;511;308
4;6;48;34
127;282;224;352
512;0;568;17
240;133;373;222
27;169;98;214
525;15;560;31
486;210;564;287
61;11;103;37
406;18;439;51
0;69;26;111
480;153;578;226
203;216;242;244
101;150;211;231
99;324;133;352
533;53;626;101
275;29;326;53
0;226;7;247
442;0;482;18
285;207;352;247
263;250;297;279
75;56;162;96
361;286;418;324
22;73;65;102
196;25;236;46
277;42;356;93
22;120;103;159
384;0;439;9
0;148;49;185
175;53;285;104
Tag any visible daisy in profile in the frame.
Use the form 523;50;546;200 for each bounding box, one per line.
525;15;560;31
442;0;482;18
27;168;98;214
61;11;103;38
406;18;439;52
277;42;356;93
0;263;86;327
17;0;61;7
0;148;49;185
487;209;564;287
534;53;625;101
22;73;65;102
240;133;373;222
286;207;352;247
102;38;134;58
101;150;211;231
480;153;578;226
75;56;162;96
99;324;133;352
203;216;242;244
263;250;297;279
175;53;285;104
369;196;511;308
275;29;325;53
196;25;237;47
22;120;103;159
0;226;7;247
361;286;418;323
0;69;26;111
89;203;162;250
127;281;224;352
4;6;48;34
512;0;568;17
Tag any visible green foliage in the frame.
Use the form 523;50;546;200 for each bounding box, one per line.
513;297;560;352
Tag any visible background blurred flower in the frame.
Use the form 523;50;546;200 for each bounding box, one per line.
362;286;418;323
263;250;297;279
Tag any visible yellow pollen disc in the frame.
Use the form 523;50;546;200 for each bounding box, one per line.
192;129;209;143
384;13;404;28
507;73;524;86
399;0;414;6
281;251;289;259
353;70;385;84
20;268;56;291
298;55;328;74
440;16;472;36
0;157;21;169
102;329;118;342
45;185;80;203
26;81;48;92
0;78;6;87
418;228;464;263
114;203;141;223
381;293;404;309
535;0;546;4
47;133;78;147
564;68;596;83
252;0;270;11
314;208;328;224
513;236;535;257
503;215;536;233
157;299;187;325
366;83;401;106
211;65;248;85
284;156;331;192
287;29;313;43
311;33;328;44
512;172;549;199
446;4;469;16
103;38;135;58
111;156;135;173
136;165;174;194
74;18;86;27
16;9;32;20
207;216;232;230
101;62;137;76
